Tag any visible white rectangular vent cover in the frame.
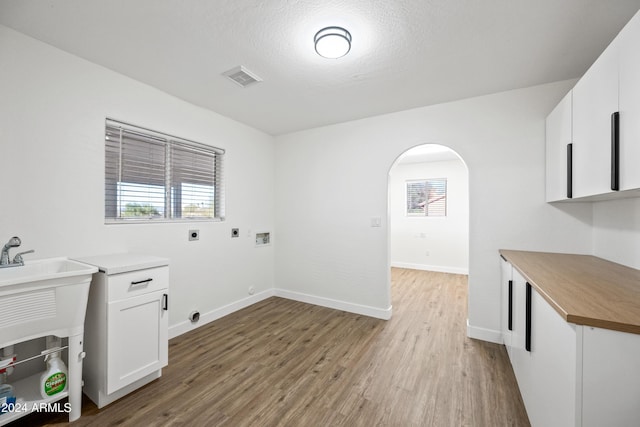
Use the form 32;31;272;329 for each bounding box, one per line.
222;66;262;88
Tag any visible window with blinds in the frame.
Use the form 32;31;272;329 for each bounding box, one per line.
406;178;447;217
105;118;225;222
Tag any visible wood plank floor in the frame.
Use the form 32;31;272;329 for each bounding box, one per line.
10;268;530;426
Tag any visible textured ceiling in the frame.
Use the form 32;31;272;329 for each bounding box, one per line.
1;0;640;135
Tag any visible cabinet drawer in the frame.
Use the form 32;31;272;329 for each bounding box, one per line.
107;267;168;302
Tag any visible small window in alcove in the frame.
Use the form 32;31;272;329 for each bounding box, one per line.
406;178;447;217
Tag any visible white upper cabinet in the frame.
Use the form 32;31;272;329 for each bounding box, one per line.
547;9;640;201
618;11;640;191
545;91;572;202
572;37;619;199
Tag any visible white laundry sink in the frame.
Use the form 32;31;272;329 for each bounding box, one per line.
0;258;98;347
0;257;97;288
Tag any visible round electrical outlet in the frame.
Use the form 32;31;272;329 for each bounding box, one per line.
248;286;255;295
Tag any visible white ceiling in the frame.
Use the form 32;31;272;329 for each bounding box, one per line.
2;0;640;136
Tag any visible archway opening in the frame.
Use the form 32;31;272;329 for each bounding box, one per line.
387;144;469;306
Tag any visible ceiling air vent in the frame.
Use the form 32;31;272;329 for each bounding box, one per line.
222;65;262;88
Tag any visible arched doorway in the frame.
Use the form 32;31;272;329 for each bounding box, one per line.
387;143;469;300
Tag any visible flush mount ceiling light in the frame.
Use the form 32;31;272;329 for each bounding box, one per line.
314;26;352;59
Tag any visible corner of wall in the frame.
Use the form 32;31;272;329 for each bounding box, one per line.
466;319;503;344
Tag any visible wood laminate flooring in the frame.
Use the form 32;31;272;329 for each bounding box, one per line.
10;268;530;426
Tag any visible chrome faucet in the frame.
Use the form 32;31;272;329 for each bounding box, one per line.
0;237;34;268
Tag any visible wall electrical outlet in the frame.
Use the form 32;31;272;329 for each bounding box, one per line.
189;230;200;241
255;232;270;246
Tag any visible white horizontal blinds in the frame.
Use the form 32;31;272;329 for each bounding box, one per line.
105;123;167;219
105;118;225;221
170;141;216;219
426;178;447;216
406;178;447;217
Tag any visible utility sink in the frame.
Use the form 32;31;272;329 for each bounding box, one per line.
0;257;97;288
0;257;98;347
0;258;98;424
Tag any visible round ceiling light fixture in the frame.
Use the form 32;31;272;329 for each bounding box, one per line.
314;26;352;59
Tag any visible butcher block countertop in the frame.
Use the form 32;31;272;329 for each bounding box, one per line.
499;250;640;335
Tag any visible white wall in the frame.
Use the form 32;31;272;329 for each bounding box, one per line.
1;23;614;347
592;198;640;269
275;80;594;342
389;158;469;274
0;25;276;337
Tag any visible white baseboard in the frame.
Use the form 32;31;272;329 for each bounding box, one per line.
391;261;468;275
169;288;392;339
168;289;275;339
466;319;503;344
274;288;392;320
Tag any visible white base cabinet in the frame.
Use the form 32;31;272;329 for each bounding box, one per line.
582;327;640;427
511;277;578;427
106;288;168;395
501;258;640;427
500;256;513;355
76;254;169;408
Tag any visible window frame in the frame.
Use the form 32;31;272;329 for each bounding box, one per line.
405;178;447;217
104;118;225;224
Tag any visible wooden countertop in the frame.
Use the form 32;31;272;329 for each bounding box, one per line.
499;250;640;335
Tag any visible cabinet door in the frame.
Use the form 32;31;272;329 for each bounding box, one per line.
572;38;619;198
524;288;578;427
546;91;573;201
107;289;168;394
508;269;528;390
582;327;640;427
508;274;578;427
500;257;514;354
618;10;640;191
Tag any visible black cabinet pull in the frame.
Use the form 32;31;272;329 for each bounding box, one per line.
525;283;532;352
567;143;573;199
131;278;153;286
162;293;169;311
508;280;513;331
611;111;620;191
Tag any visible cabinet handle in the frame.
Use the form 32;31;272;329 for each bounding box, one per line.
508;280;513;331
611;111;620;191
162;293;168;311
130;278;153;286
525;282;532;352
566;143;573;199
